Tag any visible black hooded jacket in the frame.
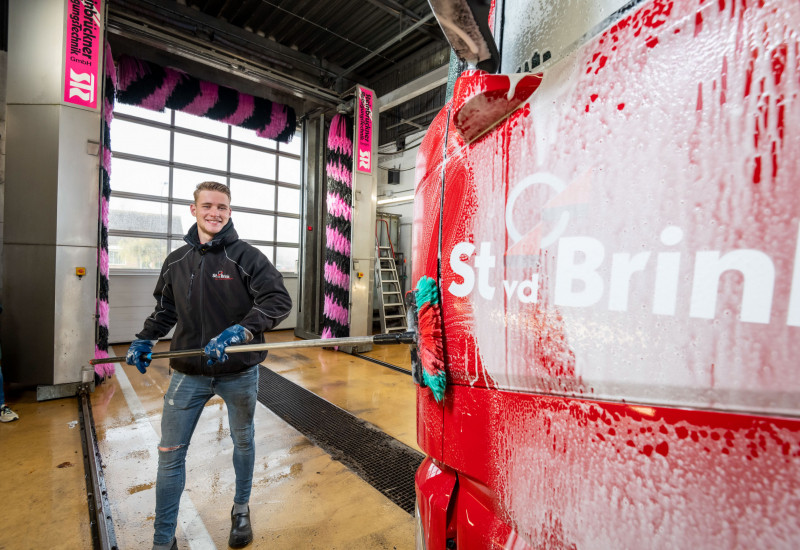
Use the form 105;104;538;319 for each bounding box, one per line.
136;220;292;376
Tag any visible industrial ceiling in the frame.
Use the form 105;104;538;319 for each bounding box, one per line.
106;0;452;146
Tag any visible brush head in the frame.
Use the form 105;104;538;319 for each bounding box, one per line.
328;113;353;156
414;276;446;402
93;347;114;380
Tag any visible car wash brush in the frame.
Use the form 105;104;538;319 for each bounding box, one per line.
414;276;446;402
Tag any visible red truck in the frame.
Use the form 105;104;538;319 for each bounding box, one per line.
412;0;800;548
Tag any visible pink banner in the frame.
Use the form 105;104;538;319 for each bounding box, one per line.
356;87;374;174
64;0;102;109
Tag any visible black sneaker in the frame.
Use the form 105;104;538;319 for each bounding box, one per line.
152;538;177;550
229;506;253;548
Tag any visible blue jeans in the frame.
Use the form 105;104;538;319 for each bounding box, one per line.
1;342;5;405
153;365;259;545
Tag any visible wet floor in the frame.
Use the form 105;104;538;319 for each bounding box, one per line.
0;393;93;549
0;330;416;549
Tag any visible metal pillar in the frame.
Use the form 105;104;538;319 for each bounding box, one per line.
346;86;379;352
294;114;327;340
2;0;103;395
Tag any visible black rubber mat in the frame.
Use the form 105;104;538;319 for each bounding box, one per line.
257;366;424;515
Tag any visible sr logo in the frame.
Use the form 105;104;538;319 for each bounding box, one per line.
68;68;95;103
358;150;371;171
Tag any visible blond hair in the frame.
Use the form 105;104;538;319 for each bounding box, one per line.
193;181;231;203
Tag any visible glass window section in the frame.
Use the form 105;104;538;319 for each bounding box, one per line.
275;247;299;273
109;110;303;271
276;217;299;244
174;110;229;136
277;186;300;214
109;236;168;269
230;178;274;210
279;134;301;155
110;159;170;197
278;157;301;184
233;211;274;241
170;239;187;252
109;197;169;233
111;120;171;160
114;103;172;123
230;145;276;179
173;168;226;202
172;206;193;234
174;133;228;171
231;126;277;149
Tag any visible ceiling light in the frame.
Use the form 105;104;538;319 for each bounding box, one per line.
377;194;414;205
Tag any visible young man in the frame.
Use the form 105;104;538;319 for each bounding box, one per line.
127;181;292;550
1;368;20;423
0;305;19;423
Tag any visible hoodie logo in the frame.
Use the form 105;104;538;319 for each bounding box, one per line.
212;271;232;280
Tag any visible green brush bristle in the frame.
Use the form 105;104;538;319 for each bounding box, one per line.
415;276;440;307
416;276;446;403
422;369;446;403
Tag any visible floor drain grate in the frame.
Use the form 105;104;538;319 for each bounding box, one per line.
257;366;423;515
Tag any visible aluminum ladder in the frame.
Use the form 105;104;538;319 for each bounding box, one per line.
375;221;407;334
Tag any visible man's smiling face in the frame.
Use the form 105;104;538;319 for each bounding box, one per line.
190;189;231;243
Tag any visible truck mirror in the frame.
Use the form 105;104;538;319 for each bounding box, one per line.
428;0;501;73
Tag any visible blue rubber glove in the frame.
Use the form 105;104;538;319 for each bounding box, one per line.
204;324;252;365
126;339;155;374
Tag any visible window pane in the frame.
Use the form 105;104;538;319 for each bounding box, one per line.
275;247;298;273
170;239;186;252
253;245;274;263
174;203;197;235
114;103;171;123
109;197;169;233
109;236;167;270
111;120;171;160
173;168;225;202
277;186;300;214
111;159;169;197
174;111;229;137
174;133;228;171
278;157;301;184
279;133;301;155
230;178;274;210
231;126;277;149
233;212;274;241
230;145;276;179
276;217;299;243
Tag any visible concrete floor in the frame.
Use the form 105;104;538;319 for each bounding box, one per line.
0;391;94;550
0;330;417;549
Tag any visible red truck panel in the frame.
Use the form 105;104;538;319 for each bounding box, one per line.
414;0;800;547
444;384;800;548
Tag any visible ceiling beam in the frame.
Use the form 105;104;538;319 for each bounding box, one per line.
386;118;425;131
108;0;366;84
106;18;341;107
385;107;443;130
338;13;436;79
362;0;445;43
378;65;448;112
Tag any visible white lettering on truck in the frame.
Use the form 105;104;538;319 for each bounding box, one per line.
449;223;799;326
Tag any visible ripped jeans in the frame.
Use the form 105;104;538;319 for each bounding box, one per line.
153;365;259;545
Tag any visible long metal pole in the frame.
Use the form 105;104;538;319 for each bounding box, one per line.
89;331;415;365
